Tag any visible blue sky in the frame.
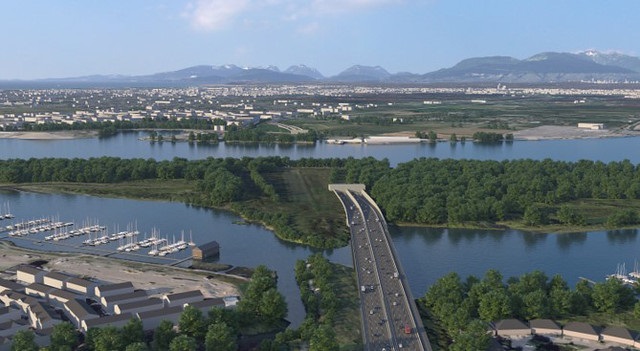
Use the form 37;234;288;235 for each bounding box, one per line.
1;0;639;79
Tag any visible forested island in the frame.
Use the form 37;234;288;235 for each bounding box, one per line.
2;156;640;248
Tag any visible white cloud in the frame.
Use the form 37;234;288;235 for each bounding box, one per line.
184;0;250;31
182;0;406;32
311;0;402;14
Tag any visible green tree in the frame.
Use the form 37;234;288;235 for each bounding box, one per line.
169;335;197;351
152;320;177;351
11;330;38;351
523;203;551;226
49;321;78;351
478;289;511;322
93;326;124;351
121;318;145;347
428;130;437;143
634;301;640;319
84;328;101;351
449;133;458;143
259;288;288;323
205;322;237;351
449;319;491;351
125;342;149;351
179;305;207;340
556;205;586;225
592;278;636;313
522;289;549;319
606;209;640;227
309;325;339;351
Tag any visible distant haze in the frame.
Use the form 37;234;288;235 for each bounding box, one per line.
4;50;640;86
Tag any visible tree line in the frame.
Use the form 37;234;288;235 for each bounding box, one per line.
370;158;640;226
422;269;637;351
3;156;640;246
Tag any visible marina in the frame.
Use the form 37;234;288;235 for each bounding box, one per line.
0;208;196;259
606;262;640;286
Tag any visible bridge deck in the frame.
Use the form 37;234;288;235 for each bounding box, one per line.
329;184;432;351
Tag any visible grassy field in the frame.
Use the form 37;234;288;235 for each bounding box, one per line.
248;167;349;246
331;264;363;350
501;198;640;233
287;95;640;138
9;179;197;202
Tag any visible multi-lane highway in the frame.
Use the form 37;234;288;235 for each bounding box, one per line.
329;184;432;351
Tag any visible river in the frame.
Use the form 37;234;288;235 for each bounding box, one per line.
3;133;640;327
3;131;640;165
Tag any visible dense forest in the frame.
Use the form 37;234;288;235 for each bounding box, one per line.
371;158;640;227
2;156;640;247
422;269;637;350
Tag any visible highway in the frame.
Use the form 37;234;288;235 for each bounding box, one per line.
329;184;432;351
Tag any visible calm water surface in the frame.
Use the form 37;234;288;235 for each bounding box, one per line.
3;134;640;326
3;132;640;165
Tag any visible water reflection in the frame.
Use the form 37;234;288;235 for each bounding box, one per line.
607;229;638;244
556;232;588;250
521;232;548;248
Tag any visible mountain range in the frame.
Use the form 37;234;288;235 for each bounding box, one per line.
7;50;640;86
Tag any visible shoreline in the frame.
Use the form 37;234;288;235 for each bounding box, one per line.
0;126;639;142
0;130;98;140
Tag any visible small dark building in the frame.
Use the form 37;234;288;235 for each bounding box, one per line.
192;241;220;260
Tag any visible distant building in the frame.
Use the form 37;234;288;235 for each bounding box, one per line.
192;241;219;260
578;123;605;130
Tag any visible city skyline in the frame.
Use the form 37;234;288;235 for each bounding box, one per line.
1;0;639;80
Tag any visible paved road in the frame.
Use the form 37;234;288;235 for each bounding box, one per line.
330;184;432;351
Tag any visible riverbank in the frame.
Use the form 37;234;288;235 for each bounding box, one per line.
0;130;97;139
0;241;241;297
2;125;639;142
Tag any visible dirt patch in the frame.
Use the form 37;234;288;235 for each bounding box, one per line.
0;131;97;140
0;242;239;298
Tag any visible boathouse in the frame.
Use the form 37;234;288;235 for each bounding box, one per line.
94;281;134;298
163;290;204;308
192;241;219;260
66;277;97;297
64;299;99;329
0;278;24;294
81;313;133;333
114;298;164;315
43;271;71;290
185;298;225;314
137;305;184;331
563;321;600;342
600;326;637;348
530;319;562;336
16;266;46;285
493;319;531;337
